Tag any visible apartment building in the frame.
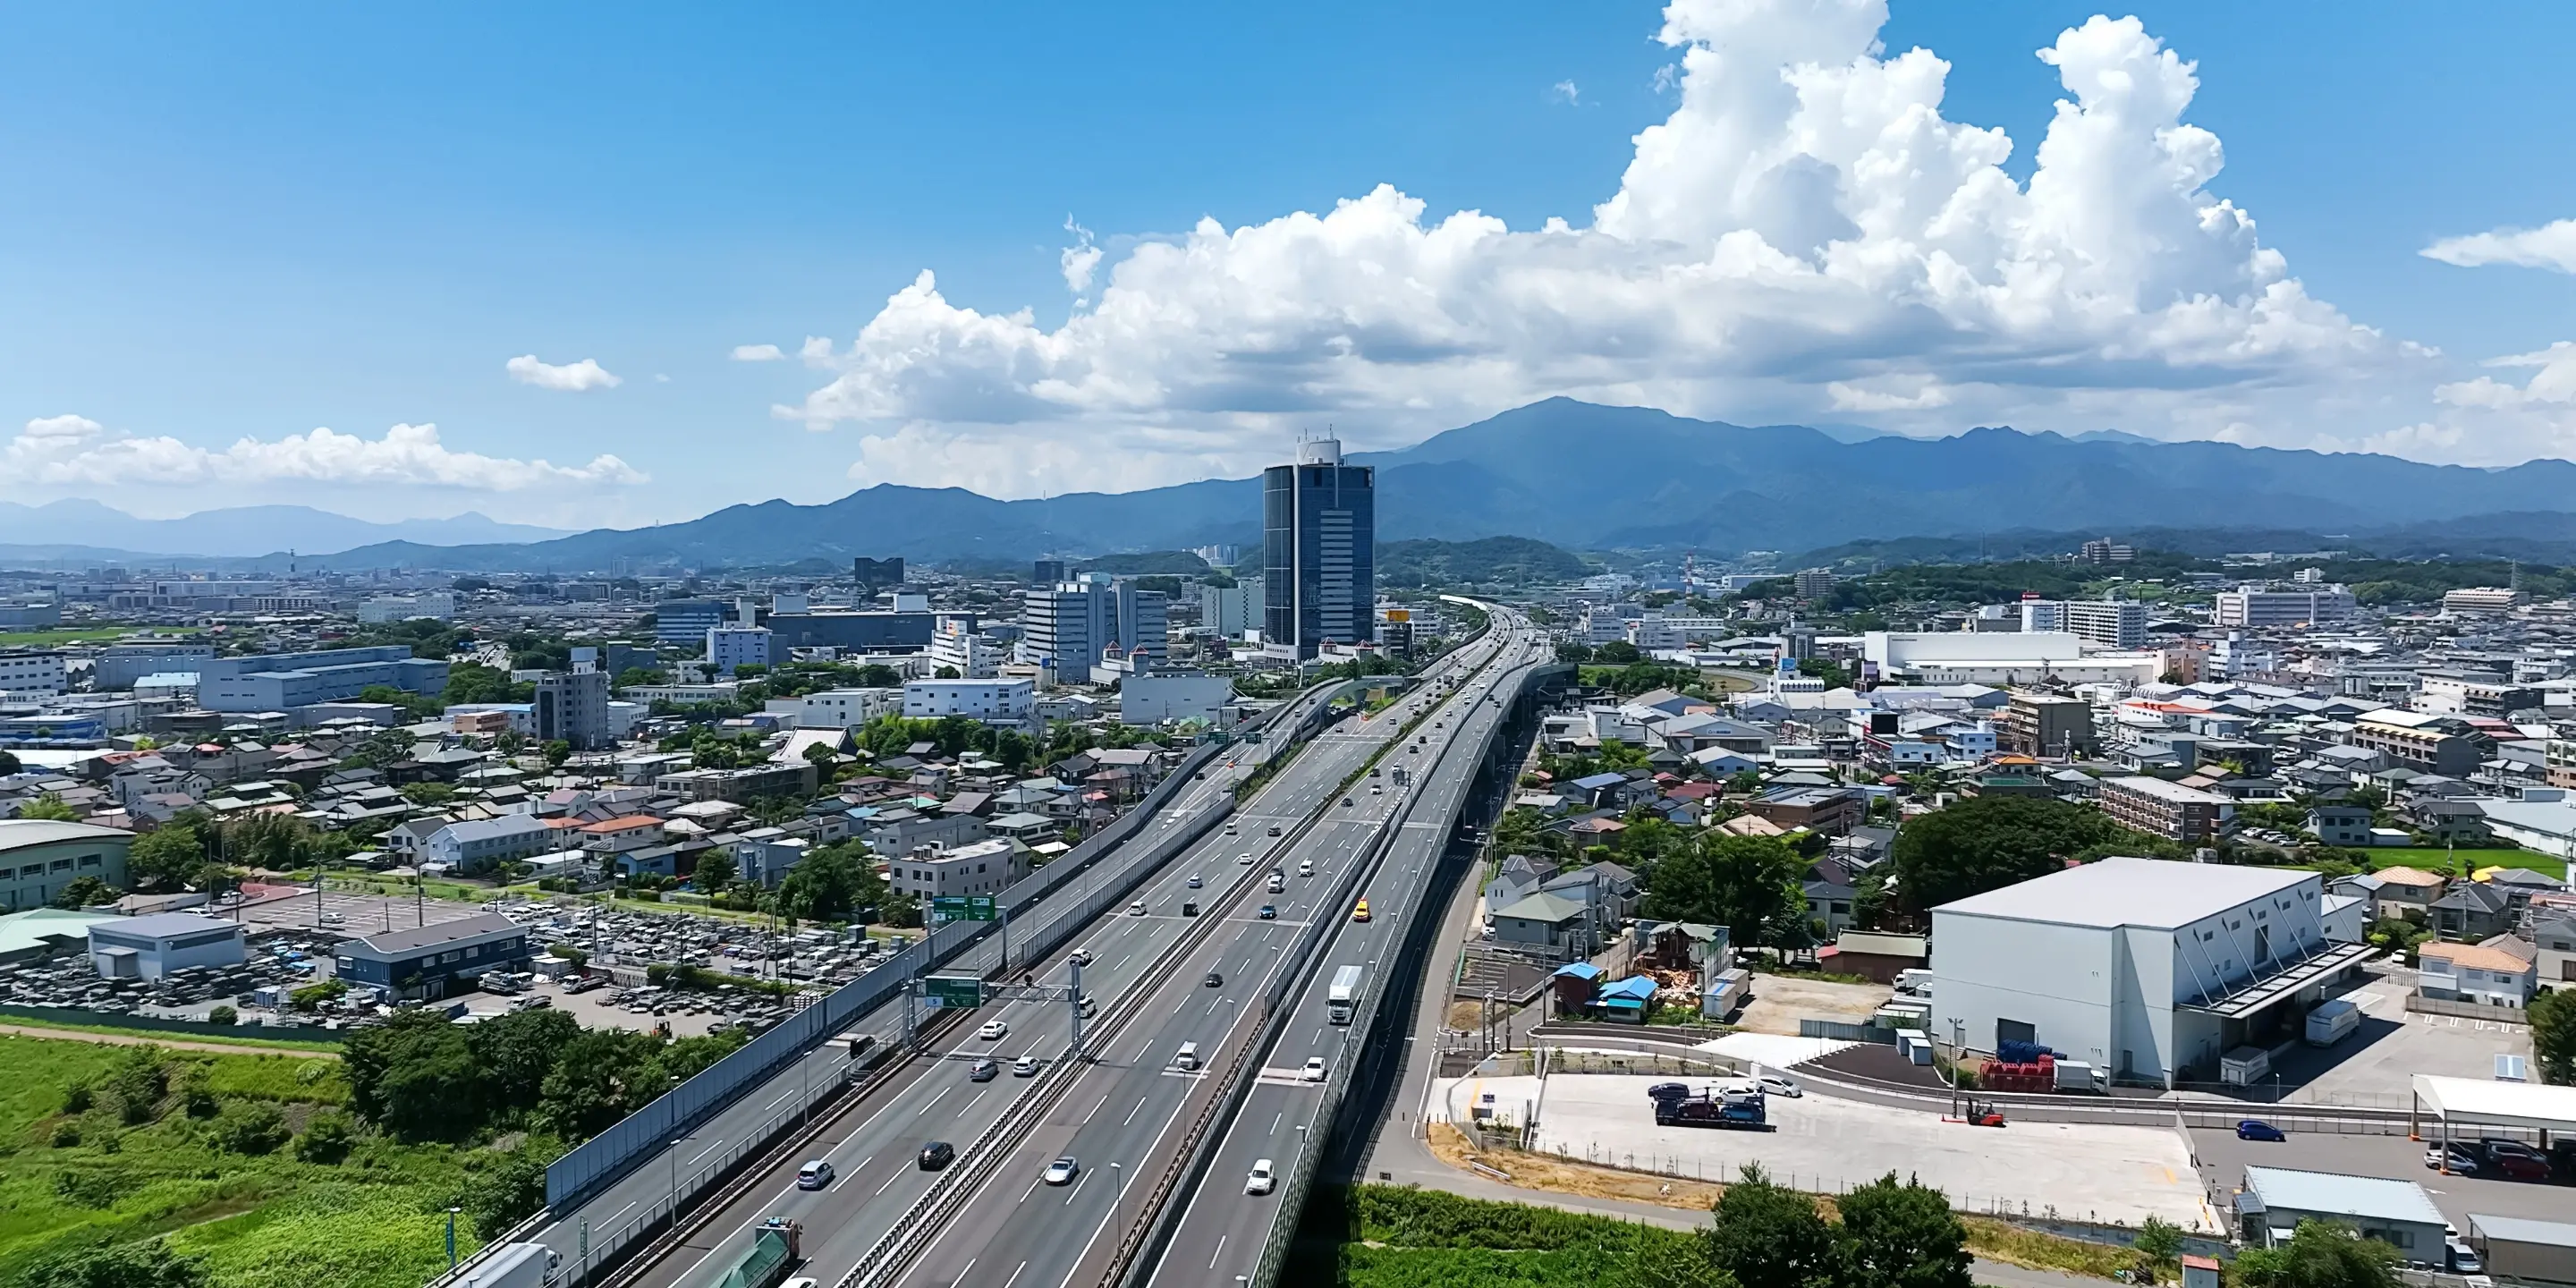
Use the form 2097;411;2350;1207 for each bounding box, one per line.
2442;587;2525;614
2098;775;2235;844
707;626;774;676
2351;708;2492;777
533;650;613;751
926;616;1001;678
888;837;1030;900
2213;585;2357;628
902;678;1036;729
0;652;69;696
2001;689;2098;758
2415;672;2542;719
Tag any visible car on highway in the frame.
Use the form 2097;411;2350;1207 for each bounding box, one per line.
1246;1158;1275;1195
796;1160;833;1190
1187;875;1203;888
1757;1074;1802;1098
919;1140;955;1170
1042;1157;1080;1186
1182;902;1199;917
2234;1120;2287;1142
1343;797;1353;807
1352;899;1371;922
1128;902;1147;916
1069;949;1093;968
1205;970;1223;987
979;1020;1010;1039
1239;852;1255;865
1299;859;1313;877
1258;904;1276;919
2425;1145;2479;1173
970;1057;999;1081
1301;1056;1326;1083
1268;826;1282;836
1013;1055;1039;1077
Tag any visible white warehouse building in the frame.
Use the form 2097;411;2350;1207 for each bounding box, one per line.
1929;858;2373;1087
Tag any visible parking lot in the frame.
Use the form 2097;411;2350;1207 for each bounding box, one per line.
2190;1127;2575;1231
230;886;493;936
2273;973;2529;1109
1474;1072;2216;1230
1731;972;1885;1037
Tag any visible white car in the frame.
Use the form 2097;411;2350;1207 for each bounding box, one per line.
796;1159;834;1190
1128;902;1147;916
1237;852;1255;865
1068;949;1093;968
1245;1158;1276;1195
1041;1156;1080;1186
1012;1055;1039;1077
1300;1056;1326;1083
1757;1074;1802;1098
979;1020;1009;1040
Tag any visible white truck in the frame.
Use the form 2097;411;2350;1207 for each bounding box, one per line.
2051;1059;2108;1094
2305;998;2360;1046
2220;1046;2272;1087
462;1242;561;1288
1327;965;1364;1025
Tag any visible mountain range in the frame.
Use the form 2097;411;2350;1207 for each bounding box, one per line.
19;399;2576;570
0;501;568;559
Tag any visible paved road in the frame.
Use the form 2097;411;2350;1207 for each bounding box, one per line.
1145;615;1555;1288
524;678;1352;1284
595;631;1516;1288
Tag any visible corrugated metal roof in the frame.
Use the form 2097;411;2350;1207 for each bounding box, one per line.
2243;1167;2444;1225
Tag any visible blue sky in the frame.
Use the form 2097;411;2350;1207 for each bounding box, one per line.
6;1;2576;527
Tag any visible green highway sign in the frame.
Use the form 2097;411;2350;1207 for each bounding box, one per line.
922;976;983;1010
931;895;999;922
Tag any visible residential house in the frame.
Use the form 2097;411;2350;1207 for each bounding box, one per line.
1490;890;1595;960
2407;799;2493;845
1486;854;1558;912
2532;913;2576;988
1804;853;1862;935
2429;882;2516;942
2307;805;2374;847
1743;785;1865;836
578;815;668;856
2416;939;2538;1008
2367;867;2449;921
420;815;554;875
1540;860;1639;927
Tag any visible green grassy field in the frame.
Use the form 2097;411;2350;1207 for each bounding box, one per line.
0;1034;487;1288
2370;848;2568;880
0;1013;343;1053
0;627;191;648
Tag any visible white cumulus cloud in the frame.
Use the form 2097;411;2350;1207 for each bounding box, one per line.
1552;80;1581;105
2422;219;2576;274
505;354;623;391
731;343;787;362
775;0;2426;495
8;417;647;490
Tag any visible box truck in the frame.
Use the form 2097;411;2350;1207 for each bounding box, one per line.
1327;965;1364;1024
2305;998;2360;1047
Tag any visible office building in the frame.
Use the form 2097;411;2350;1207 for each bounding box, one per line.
851;556;906;592
2062;600;2148;649
926;616;1001;678
654;598;732;648
0;652;68;696
421;816;555;874
2415;672;2542;719
1119;671;1233;726
199;647;447;714
889;837;1030;901
1791;569;1839;600
1;820;131;912
356;592;456;623
2212;586;2356;629
1262;437;1374;659
902;678;1035;729
1021;578;1166;674
89;912;246;980
706;626;774;677
1199;578;1264;638
2239;1169;2446;1265
2442;587;2524;614
333;911;531;1000
2098;775;2235;843
764;610;938;653
1931;858;2365;1085
534;648;613;750
2080;539;2134;564
1031;559;1066;586
796;688;902;728
2001;689;2097;758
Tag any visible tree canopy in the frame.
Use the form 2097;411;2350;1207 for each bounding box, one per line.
1888;795;2123;917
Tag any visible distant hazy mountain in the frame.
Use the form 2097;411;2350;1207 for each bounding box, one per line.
251;398;2576;571
0;502;571;557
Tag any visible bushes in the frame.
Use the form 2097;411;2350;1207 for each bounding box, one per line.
213;1101;291;1156
208;1005;238;1027
294;1110;355;1165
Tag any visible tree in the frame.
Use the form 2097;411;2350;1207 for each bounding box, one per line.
935;665;962;679
51;876;116;909
802;741;841;771
400;781;458;806
2132;1216;2186;1283
2231;1220;2400;1288
213;1100;291;1154
536;1029;655;1139
126;825;208;891
2531;986;2576;1086
692;850;738;894
0;748;20;775
462;1136;556;1236
1640;835;1810;948
208;1004;237;1027
343;1010;484;1142
543;739;573;768
441;663;521;706
1889;795;2121;917
1838;1173;1972;1288
1594;640;1643;665
469;1008;582;1115
1704;1163;1840;1288
778;842;875;922
19;792;79;821
18;1240;208;1288
293;1108;354;1164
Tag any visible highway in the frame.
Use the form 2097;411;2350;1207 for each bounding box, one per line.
597;623;1521;1288
1144;611;1554;1288
526;676;1347;1285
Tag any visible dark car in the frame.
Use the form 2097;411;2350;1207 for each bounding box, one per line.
2235;1120;2287;1142
919;1140;956;1170
969;1057;998;1082
2488;1151;2550;1181
1646;1082;1691;1104
1258;904;1276;919
1205;970;1224;987
1182;902;1199;917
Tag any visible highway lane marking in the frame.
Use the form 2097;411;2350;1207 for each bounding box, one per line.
1208;1235;1227;1269
962;1088;992;1116
763;1088;796;1111
685;1136;726;1165
1002;1261;1029;1288
1124;1095;1148;1125
877;1167;907;1195
1062;1171;1090;1205
917;1086;953;1117
1021;1175;1044;1203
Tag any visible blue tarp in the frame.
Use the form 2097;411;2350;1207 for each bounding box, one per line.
1552;962;1603;981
